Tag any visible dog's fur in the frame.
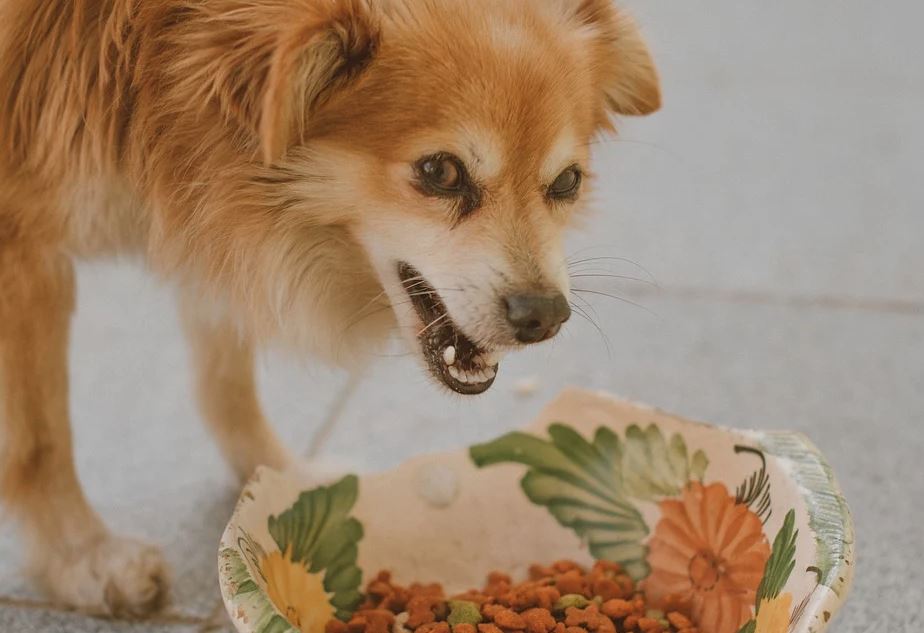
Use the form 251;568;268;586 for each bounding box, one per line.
0;0;659;616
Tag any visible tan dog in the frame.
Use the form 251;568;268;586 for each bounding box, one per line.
0;0;659;617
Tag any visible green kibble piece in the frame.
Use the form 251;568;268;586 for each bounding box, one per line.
448;600;483;626
554;594;591;611
645;609;665;620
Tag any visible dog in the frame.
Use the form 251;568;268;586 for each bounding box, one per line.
0;0;659;617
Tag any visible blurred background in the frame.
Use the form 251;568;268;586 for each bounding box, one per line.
1;1;921;631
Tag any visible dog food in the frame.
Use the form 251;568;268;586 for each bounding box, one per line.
325;561;698;633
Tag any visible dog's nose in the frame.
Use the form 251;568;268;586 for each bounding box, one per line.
505;293;571;344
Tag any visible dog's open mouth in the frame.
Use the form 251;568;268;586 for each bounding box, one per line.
398;262;499;395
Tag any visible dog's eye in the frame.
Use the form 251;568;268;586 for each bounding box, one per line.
417;154;465;193
547;166;582;199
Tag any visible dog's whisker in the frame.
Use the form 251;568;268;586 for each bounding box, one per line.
568;273;659;288
569;291;601;323
569;302;613;359
566;255;657;284
571;288;657;317
416;312;450;337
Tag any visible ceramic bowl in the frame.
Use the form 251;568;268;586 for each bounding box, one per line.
218;389;854;633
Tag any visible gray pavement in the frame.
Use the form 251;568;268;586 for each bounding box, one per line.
1;0;922;631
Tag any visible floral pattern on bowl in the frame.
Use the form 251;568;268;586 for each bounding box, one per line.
219;389;854;633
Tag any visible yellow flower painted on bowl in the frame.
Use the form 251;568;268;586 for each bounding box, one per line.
261;549;334;633
755;593;793;633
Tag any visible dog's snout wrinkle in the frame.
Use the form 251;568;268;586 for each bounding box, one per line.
504;292;570;344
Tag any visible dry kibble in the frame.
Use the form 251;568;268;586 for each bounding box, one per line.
600;599;634;620
553;571;585;597
666;613;692;630
530;564;556;580
637;618;663;632
329;561;696;633
327;620;349;633
493;608;527;630
521;608;556;633
590;579;621;602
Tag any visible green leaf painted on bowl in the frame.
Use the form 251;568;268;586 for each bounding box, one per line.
220;546;297;633
470;422;708;580
756;509;798;611
267;475;364;620
621;424;708;500
757;432;854;597
736;620;757;633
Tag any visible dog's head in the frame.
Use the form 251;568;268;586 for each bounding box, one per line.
227;0;659;394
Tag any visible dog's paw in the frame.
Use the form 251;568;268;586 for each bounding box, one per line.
39;536;168;617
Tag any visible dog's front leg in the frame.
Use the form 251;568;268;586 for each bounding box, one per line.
180;294;293;482
0;242;167;615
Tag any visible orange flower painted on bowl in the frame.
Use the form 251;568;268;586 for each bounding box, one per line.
645;482;771;633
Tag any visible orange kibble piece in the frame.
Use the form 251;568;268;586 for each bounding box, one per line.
327;620;349;633
483;604;505;619
636;618;662;632
454;625;478;633
365;613;396;633
506;588;540;610
564;606;606;630
553;561;583;574
623;615;640;631
564;627;585;633
677;629;698;633
522;608;556;633
666;613;693;630
600;599;634;620
592;561;623;576
554;571;585;596
493;608;527;630
478;625;505;633
407;597;437;629
534;587;561;610
595;618;615;633
529;564;556;580
552;624;566;633
591;578;622;602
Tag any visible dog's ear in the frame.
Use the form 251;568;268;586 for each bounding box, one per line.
258;0;378;162
205;0;377;164
569;0;661;124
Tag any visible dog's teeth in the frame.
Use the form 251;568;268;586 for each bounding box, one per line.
443;346;456;366
448;365;461;381
484;366;496;379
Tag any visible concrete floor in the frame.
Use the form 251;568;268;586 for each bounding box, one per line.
1;0;922;631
